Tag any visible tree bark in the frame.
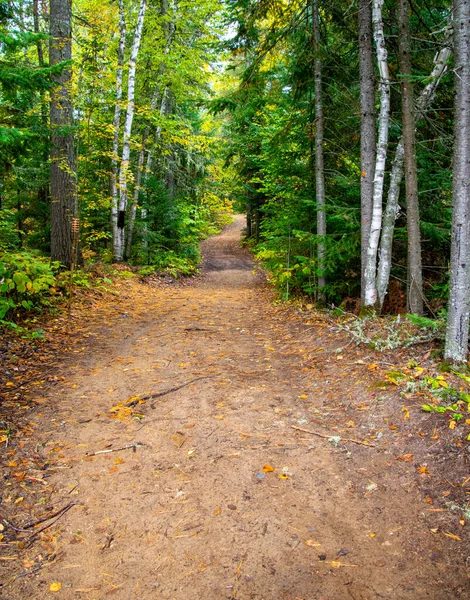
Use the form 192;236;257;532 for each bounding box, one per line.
445;0;470;364
50;0;77;268
111;0;127;261
358;0;376;305
363;0;390;310
125;2;176;259
399;0;423;315
376;23;453;308
115;0;147;262
313;0;326;305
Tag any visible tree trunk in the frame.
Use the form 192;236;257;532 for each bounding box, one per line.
376;23;453;308
125;3;175;259
313;0;326;305
362;0;390;311
115;0;147;262
50;0;77;268
399;0;423;315
445;0;470;364
358;0;376;305
111;0;126;261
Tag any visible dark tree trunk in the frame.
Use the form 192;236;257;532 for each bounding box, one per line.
358;0;376;305
399;0;423;315
50;0;77;268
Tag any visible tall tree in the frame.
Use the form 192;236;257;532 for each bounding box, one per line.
115;0;147;262
358;0;375;306
445;0;470;364
313;0;326;304
362;0;390;311
376;19;452;308
111;0;127;262
50;0;77;268
399;0;423;315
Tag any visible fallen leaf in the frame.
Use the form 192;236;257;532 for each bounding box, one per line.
442;531;461;541
402;407;410;419
396;453;413;462
214;507;222;516
299;394;308;399
262;464;274;473
328;561;358;568
50;582;62;592
305;540;321;547
114;457;124;465
278;473;289;480
449;420;456;430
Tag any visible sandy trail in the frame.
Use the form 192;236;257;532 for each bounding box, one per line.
4;216;468;599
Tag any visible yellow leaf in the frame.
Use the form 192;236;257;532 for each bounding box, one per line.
442;531;461;541
14;497;24;504
449;420;456;430
7;461;17;467
459;518;465;527
262;464;274;473
214;507;222;515
329;561;358;568
402;407;410;419
114;457;124;465
465;419;470;425
278;473;289;480
268;347;275;351
305;540;321;547
369;532;376;538
5;382;14;388
299;394;308;399
49;582;62;592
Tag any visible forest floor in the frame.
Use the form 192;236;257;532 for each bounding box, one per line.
1;215;469;599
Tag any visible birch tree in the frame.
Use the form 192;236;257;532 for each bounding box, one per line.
115;0;147;262
375;23;453;308
125;0;176;258
111;0;126;261
362;0;390;311
445;0;470;364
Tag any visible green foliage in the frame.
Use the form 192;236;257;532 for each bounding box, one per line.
0;251;59;322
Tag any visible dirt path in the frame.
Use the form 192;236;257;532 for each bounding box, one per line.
2;216;469;599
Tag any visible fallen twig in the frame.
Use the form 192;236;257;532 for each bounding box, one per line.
25;503;80;548
2;518;30;533
23;502;79;530
291;425;376;448
86;443;144;457
139;376;215;406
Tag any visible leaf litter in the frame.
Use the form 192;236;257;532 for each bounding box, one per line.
0;217;469;598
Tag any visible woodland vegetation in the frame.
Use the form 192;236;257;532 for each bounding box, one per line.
0;0;469;363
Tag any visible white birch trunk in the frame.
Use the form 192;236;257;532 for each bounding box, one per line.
445;0;470;363
111;0;126;261
363;0;390;309
115;0;147;262
124;15;175;259
313;0;326;304
376;26;453;307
